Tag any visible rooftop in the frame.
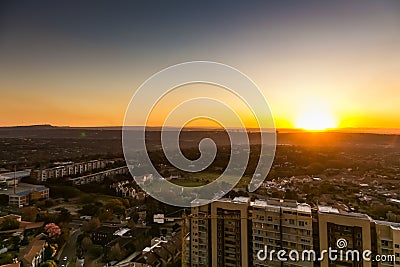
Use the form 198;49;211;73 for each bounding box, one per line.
375;220;400;230
0;183;48;197
252;199;312;213
318;205;372;220
114;228;131;237
0;170;31;181
22;240;45;264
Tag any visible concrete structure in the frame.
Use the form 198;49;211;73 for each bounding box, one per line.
21;240;45;267
31;160;107;181
252;198;313;267
318;205;373;267
0;183;49;206
188;197;251;267
69;166;128;185
190;200;211;267
375;220;400;266
187;198;400;267
0;170;31;187
211;197;251;267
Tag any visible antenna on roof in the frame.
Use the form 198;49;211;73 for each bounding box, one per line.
14;165;16;195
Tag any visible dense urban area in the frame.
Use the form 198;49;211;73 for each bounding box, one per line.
1;126;400;267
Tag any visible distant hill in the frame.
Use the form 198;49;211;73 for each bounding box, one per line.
0;125;399;148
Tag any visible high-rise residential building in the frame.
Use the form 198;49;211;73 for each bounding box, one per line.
318;206;373;267
375;220;400;267
187;198;400;267
190;199;211;267
252;198;314;267
211;197;251;267
187;197;251;267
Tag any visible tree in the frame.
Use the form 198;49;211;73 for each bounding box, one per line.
97;208;113;222
131;212;139;224
82;217;100;232
56;226;70;247
81;236;93;253
0;217;19;231
44;223;61;238
40;260;57;267
122;198;130;208
108;243;122;261
88;245;103;259
58;208;72;223
79;204;100;216
0;194;9;206
0;253;14;265
43;244;56;261
105;199;125;215
22;206;39;222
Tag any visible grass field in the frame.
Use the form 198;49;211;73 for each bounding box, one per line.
170;180;206;187
170;172;252;188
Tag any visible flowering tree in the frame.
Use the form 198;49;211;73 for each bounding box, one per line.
44;223;61;238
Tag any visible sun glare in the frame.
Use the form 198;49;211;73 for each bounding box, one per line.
296;108;337;131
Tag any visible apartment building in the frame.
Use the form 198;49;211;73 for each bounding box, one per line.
252;198;313;267
318;206;373;267
68;166;128;185
31;160;107;181
190;200;211;267
211;197;251;267
188;197;251;267
187;198;400;267
375;220;400;266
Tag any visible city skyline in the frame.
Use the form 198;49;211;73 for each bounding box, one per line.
1;1;399;130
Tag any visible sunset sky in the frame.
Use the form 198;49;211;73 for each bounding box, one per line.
0;1;399;129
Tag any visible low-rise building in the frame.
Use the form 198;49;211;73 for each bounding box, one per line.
21;240;45;267
0;170;31;187
0;183;49;207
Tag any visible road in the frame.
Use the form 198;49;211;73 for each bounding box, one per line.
59;228;81;267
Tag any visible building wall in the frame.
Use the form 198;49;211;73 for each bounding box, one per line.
188;199;400;267
375;222;400;267
31;160;108;181
252;199;313;267
190;203;211;267
69;166;128;185
8;188;49;206
211;199;250;267
318;211;372;267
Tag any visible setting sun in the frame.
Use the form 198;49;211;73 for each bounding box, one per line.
296;107;337;131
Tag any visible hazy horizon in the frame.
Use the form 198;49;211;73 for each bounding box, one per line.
2;123;400;134
1;1;399;129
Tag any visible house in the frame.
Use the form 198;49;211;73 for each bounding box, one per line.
21;240;45;267
91;226;119;245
